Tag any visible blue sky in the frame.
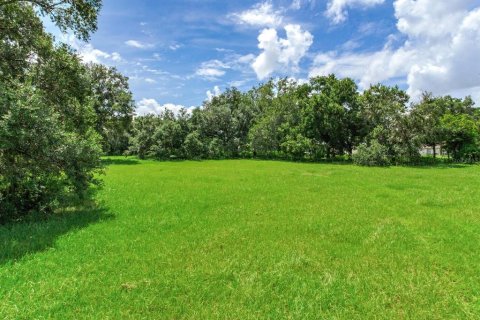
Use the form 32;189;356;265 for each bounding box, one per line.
47;0;480;114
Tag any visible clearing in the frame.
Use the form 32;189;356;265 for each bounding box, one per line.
1;159;480;319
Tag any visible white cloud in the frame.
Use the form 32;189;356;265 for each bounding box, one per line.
237;54;256;64
325;0;385;24
252;24;313;79
79;45;111;63
125;40;154;49
311;0;480;101
229;2;315;79
169;44;182;51
206;85;222;101
291;0;302;10
111;52;123;62
141;65;170;76
196;60;230;80
310;47;413;89
64;35;122;64
290;0;317;10
194;53;256;82
229;79;251;88
197;68;226;79
136;98;190;116
231;1;283;27
144;78;157;84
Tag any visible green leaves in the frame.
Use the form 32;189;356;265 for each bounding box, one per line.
441;113;479;161
0;0;102;41
128;76;479;166
86;64;135;155
0;0;104;222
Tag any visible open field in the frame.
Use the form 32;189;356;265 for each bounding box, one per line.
1;158;480;319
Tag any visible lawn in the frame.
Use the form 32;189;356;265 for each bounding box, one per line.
1;158;480;319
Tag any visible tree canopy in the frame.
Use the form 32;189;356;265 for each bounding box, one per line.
0;0;134;222
128;76;479;166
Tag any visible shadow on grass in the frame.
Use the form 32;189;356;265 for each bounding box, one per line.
399;158;474;169
402;163;472;169
102;155;476;169
102;157;140;166
0;203;114;266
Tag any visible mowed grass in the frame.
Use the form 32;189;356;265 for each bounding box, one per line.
1;159;480;319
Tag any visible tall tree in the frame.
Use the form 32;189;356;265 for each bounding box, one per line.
0;0;103;222
128;115;160;159
441;114;479;161
303;75;360;158
359;84;411;158
87;64;135;155
411;93;447;158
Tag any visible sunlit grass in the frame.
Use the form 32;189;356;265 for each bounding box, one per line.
1;158;480;319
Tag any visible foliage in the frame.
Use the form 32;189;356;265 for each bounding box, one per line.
280;133;314;160
127;77;479;165
303;75;361;157
0;0;102;41
183;131;205;159
127;115;159;159
87;64;135;155
353;141;391;166
0;0;106;222
441;113;479;161
0;77;102;222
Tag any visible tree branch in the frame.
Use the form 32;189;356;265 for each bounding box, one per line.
0;0;66;11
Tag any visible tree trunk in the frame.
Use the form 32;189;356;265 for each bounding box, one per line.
433;144;436;159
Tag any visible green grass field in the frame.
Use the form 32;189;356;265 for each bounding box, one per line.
1;159;480;319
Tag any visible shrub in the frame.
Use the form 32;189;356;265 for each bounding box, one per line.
353;141;391;166
0;85;102;222
184;131;205;159
458;144;480;163
281;134;313;160
208;138;224;159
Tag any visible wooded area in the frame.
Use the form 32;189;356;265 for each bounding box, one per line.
128;79;479;166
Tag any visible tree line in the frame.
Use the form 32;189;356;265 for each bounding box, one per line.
128;77;480;166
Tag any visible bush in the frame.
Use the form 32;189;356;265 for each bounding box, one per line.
207;138;224;159
184;131;205;159
353;141;391;166
281;134;313;160
458;144;480;163
0;85;102;223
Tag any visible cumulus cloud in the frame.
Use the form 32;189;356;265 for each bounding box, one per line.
228;2;314;79
125;40;154;49
231;1;283;27
136;98;190;116
206;85;222;101
252;24;313;79
311;0;480;101
325;0;385;24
